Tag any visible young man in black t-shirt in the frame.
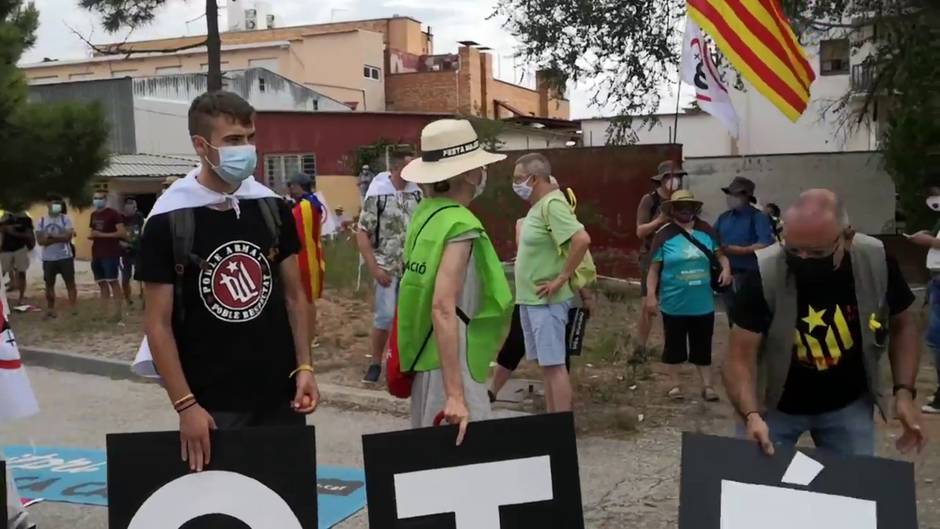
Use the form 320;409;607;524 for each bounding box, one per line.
137;91;320;472
725;189;926;457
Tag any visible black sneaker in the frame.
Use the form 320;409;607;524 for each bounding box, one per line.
362;364;382;384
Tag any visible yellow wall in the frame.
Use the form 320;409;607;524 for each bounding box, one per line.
317;176;360;217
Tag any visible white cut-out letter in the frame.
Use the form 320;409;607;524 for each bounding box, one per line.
720;480;876;529
127;470;302;529
780;451;825;486
394;455;554;529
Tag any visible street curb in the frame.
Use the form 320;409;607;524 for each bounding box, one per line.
19;346;411;415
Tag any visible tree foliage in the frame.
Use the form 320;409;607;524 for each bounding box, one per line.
79;0;223;91
496;0;939;227
0;0;109;209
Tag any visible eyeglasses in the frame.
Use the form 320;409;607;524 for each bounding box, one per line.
784;235;842;259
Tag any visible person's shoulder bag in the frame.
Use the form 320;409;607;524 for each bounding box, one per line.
673;224;729;293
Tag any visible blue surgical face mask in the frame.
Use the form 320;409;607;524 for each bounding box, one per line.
203;140;257;184
50;203;63;215
513;176;534;201
93;198;106;210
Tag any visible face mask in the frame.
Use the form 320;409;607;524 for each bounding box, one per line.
726;195;745;210
786;253;835;280
673;210;695;223
472;173;487;200
663;177;681;193
513;176;534;201
928;196;940;212
50;204;63;215
93;198;106;210
203;141;257;184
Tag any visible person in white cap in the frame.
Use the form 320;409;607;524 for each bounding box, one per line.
396;119;514;444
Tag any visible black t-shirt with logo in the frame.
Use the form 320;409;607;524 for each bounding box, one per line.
731;254;914;415
136;200;301;412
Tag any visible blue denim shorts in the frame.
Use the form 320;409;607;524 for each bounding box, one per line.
373;278;399;331
91;257;120;282
520;300;573;367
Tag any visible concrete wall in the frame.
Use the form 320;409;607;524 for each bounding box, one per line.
582;113;733;158
28;78;137;154
133;99;193;156
497;129;573;151
131;69;350;112
685;152;895;235
316;176;361;218
287;30;385;111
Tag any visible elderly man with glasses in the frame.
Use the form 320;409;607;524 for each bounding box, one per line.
724;188;927;457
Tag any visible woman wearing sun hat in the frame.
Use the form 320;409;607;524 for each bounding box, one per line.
396;119;514;444
645;189;732;403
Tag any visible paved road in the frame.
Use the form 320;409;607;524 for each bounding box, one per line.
1;367;681;529
5;367;937;529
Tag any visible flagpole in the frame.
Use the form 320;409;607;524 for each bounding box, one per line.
673;73;682;144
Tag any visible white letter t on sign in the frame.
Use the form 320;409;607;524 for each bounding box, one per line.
393;455;554;529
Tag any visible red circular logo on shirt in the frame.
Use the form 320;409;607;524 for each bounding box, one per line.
199;241;272;323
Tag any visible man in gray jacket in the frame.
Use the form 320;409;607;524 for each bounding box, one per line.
724;189;926;456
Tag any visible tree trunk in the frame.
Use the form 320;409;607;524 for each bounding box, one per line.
206;0;222;91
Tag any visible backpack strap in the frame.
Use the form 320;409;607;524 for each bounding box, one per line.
168;208;198;327
258;197;282;261
372;195;388;249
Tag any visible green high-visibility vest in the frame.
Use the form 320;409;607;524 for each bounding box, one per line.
396;197;513;382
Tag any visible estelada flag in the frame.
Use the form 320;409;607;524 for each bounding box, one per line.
687;0;816;122
293;195;326;302
0;278;39;422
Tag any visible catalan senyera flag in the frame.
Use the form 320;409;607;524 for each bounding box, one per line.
686;0;816;122
293;194;326;302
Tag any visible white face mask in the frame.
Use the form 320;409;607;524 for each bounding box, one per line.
513;176;534;201
472;173;487;200
928;196;940;212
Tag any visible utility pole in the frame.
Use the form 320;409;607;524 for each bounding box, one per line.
206;0;222;91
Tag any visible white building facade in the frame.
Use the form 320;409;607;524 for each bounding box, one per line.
583;30;884;156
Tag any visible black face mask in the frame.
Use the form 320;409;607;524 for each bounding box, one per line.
786;253;835;280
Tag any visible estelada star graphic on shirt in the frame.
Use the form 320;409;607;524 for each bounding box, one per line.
793;303;857;371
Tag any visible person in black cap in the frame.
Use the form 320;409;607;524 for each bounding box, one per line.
633;160;686;361
715;176;776;327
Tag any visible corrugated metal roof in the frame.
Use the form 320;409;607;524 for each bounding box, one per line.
100;153;199;178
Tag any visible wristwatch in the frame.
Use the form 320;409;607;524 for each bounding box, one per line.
892;384;917;399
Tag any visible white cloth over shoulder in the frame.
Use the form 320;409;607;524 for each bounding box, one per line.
928;230;940;272
133;167;280;380
364;171;422;200
0;280;39;422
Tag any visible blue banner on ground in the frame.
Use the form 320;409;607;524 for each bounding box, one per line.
3;446;366;529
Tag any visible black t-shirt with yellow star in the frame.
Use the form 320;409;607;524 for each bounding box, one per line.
731;254;914;415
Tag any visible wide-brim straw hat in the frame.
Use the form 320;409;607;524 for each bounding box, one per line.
402;119;507;184
662;189;703;212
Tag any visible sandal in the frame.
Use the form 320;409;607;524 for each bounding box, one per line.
702;387;720;402
668;386;684;401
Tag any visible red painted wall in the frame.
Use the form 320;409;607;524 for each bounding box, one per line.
253;111;450;176
475;144;683;279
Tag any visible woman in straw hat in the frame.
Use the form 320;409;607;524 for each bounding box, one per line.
645;190;731;403
396;119;514;444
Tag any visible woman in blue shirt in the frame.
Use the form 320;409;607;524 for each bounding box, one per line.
645;190;731;402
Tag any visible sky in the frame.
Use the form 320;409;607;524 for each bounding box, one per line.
19;0;646;119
